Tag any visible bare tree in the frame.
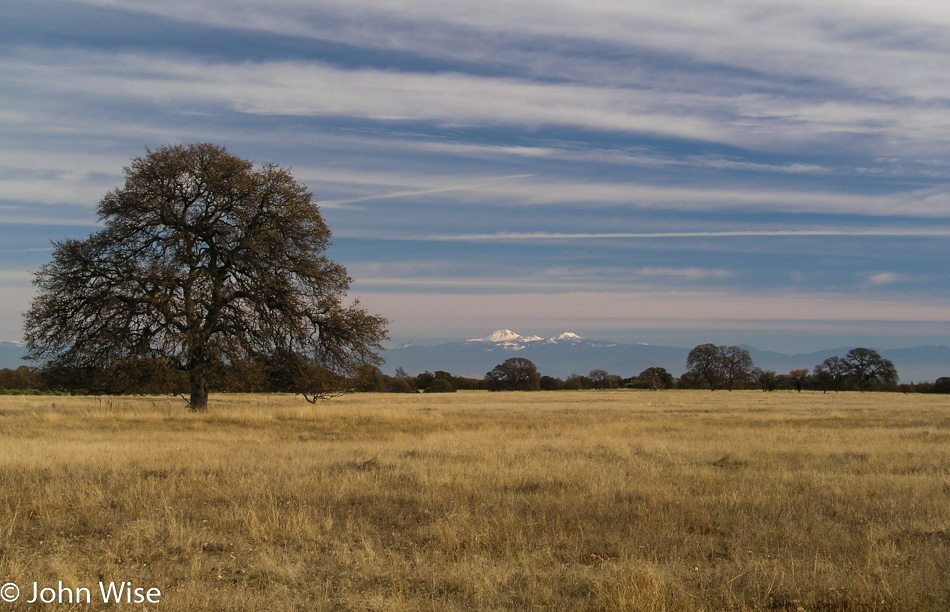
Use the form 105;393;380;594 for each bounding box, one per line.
588;369;611;390
24;143;388;411
686;344;756;391
720;345;755;391
813;356;849;392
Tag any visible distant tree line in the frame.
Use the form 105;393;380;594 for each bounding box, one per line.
5;344;949;396
681;345;904;392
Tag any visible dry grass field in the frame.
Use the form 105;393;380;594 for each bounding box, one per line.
0;390;948;611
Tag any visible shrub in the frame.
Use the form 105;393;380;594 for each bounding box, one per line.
426;378;456;393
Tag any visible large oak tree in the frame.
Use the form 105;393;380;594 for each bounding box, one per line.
842;348;898;391
24;144;388;410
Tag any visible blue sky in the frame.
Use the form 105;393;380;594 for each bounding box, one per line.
2;0;950;353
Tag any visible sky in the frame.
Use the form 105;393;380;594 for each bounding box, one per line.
2;0;950;354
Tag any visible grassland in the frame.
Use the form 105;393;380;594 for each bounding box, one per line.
0;390;948;611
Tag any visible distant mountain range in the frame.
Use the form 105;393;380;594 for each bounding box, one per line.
0;341;27;370
4;332;947;383
382;329;950;384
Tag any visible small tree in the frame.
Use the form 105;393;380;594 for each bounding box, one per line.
720;346;755;391
813;356;850;392
388;378;415;393
686;343;724;390
588;369;611;390
414;371;436;391
758;369;778;392
790;369;809;393
24;144;388;410
675;370;704;389
686;344;756;391
426;378;457;393
0;366;43;392
485;357;541;391
637;366;675;390
563;374;588;390
427;371;458;393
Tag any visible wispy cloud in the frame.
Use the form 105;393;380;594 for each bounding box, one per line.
8;45;950;156
536;266;733;282
72;1;950;97
313;174;534;208
867;272;904;285
310;169;950;217
413;229;950;242
1;51;722;140
0;149;129;207
634;267;732;280
65;0;950;134
353;265;734;292
403;140;837;174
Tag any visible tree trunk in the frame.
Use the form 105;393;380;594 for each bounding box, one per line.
189;369;209;412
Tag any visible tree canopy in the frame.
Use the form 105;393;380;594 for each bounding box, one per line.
814;348;898;391
24;143;388;410
685;343;756;391
485;357;541;391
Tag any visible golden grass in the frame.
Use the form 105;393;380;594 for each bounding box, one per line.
0;390;948;610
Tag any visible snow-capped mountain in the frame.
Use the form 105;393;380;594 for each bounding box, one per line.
466;329;584;350
383;330;950;382
467;329;543;348
549;332;585;343
385;330;685;378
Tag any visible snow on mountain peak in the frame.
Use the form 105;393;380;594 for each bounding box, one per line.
469;329;523;343
468;330;583;344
